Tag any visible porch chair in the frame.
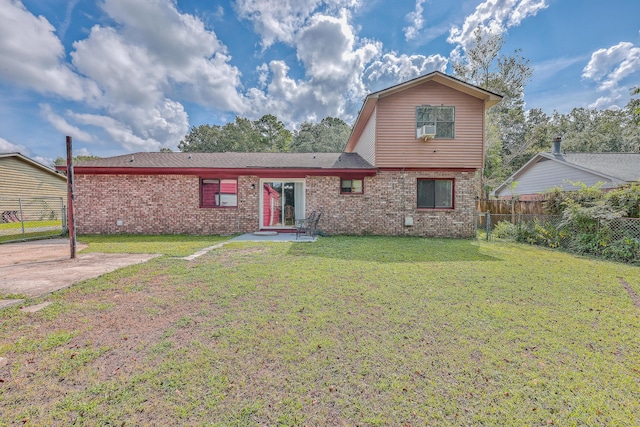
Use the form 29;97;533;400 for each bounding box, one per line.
296;210;322;239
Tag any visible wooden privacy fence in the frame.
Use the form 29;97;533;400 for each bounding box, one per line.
476;199;545;215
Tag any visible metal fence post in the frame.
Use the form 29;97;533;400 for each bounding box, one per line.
62;203;67;235
18;198;26;240
486;211;491;241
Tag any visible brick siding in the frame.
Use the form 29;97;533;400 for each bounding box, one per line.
74;174;260;235
75;171;477;237
307;170;477;238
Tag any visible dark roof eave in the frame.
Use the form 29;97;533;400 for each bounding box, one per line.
66;166;378;177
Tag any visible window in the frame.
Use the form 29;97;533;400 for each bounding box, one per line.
201;178;237;207
416;105;455;139
417;179;453;209
341;179;363;194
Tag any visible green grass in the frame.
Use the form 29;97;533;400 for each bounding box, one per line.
0;220;62;231
0;220;63;242
77;233;234;257
0;236;639;426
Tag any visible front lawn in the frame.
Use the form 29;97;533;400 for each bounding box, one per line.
0;236;638;425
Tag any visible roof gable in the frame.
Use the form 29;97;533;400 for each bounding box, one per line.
0;152;66;182
345;71;502;152
492;152;640;196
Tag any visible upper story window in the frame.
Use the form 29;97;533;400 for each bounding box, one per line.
341;179;363;194
416;105;455;139
201;178;238;208
417;179;454;209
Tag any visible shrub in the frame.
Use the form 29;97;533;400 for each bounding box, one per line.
492;221;517;239
516;218;563;248
559;201;623;255
602;237;640;263
511;182;639;264
543;182;604;215
606;182;640;218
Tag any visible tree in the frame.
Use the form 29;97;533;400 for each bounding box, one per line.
631;87;640;123
254;114;292;152
452;26;533;190
53;155;100;167
547;107;637;153
178;124;227;152
179;115;292;152
290;117;352;152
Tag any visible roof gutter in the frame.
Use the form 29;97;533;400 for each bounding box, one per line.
57;166;378;179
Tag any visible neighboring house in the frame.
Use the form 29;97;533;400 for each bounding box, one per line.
61;71;502;237
0;152;67;215
492;141;640;200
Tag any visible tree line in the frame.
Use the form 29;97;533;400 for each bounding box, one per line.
178;115;352;153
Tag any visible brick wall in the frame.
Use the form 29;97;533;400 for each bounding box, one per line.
75;171;477;238
74;174;260;235
306;170;477;238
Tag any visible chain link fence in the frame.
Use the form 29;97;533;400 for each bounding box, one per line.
0;197;66;243
477;211;640;264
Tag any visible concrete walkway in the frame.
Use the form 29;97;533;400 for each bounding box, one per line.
0;239;159;306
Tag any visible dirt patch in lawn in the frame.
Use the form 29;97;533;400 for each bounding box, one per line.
619;277;640;308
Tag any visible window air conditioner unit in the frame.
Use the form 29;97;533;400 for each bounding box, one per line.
416;125;436;140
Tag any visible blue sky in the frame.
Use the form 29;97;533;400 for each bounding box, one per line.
1;0;639;166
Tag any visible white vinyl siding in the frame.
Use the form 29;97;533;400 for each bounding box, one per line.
351;107;376;165
498;158;620;197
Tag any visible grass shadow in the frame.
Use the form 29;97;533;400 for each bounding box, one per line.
287;235;499;263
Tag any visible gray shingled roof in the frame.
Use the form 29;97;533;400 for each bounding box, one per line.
544;152;640;182
74;152;375;170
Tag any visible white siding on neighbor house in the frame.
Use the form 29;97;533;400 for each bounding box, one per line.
498;158;619;197
351;107;376;165
0;156;67;200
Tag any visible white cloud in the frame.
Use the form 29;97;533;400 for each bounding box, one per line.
0;137;53;167
32;156;56;169
0;137;27;154
365;52;448;89
582;42;640;109
65;0;242;152
58;0;81;40
73;0;246;111
40;104;94;142
448;0;548;51
234;0;361;48
0;0;100;101
246;11;380;125
404;0;427;41
71;113;163;152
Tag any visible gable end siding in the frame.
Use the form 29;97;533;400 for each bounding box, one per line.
375;80;484;169
351;106;376;165
0;157;67;200
498;159;619;197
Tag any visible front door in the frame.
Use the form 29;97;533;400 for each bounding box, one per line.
260;179;305;228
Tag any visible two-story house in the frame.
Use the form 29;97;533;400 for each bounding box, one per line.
62;71;501;237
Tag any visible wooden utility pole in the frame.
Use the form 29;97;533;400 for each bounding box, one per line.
66;136;76;259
